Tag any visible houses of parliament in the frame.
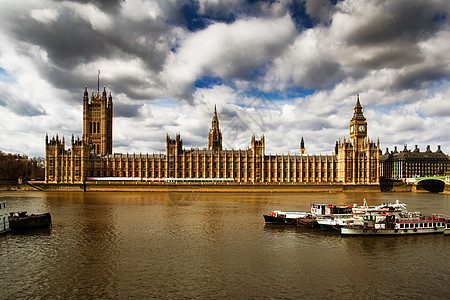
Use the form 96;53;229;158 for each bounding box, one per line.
45;86;380;184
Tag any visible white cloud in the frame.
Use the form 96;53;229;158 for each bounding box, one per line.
1;0;450;158
30;8;58;24
164;15;297;97
66;2;112;31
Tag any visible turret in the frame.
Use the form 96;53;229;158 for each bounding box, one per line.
300;137;305;155
102;86;107;101
208;105;222;151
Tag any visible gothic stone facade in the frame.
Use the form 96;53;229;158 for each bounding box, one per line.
45;89;379;184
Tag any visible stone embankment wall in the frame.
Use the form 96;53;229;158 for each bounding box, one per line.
14;181;384;193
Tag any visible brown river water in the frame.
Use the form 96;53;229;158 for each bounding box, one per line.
1;191;450;299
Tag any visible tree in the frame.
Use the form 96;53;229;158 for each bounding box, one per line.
0;151;44;181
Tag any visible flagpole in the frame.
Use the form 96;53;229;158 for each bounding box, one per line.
97;70;100;92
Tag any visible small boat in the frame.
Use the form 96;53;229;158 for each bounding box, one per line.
351;199;407;215
341;213;447;235
263;211;310;225
8;211;52;230
317;199;408;231
263;203;353;226
1;200;10;234
316;214;363;230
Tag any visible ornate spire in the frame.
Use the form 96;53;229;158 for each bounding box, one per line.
300;137;305;155
352;94;366;121
208;105;222;151
212;104;219;129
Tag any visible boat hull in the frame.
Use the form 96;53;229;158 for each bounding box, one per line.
297;218;319;228
263;215;298;225
318;224;343;231
9;213;52;230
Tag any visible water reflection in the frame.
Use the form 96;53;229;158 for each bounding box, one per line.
1;191;449;299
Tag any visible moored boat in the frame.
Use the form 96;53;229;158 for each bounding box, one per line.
8;212;52;230
263;211;309;225
316;199;408;231
351;199;407;215
316;214;363;230
264;203;353;226
341;213;447;235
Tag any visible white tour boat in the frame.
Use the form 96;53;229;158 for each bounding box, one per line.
341;213;447;235
316;199;407;230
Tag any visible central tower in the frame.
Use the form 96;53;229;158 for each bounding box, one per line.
208;105;222;151
82;86;113;156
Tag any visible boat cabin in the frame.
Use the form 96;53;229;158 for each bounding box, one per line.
310;204;352;216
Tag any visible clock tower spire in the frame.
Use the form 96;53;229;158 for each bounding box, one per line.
349;94;367;150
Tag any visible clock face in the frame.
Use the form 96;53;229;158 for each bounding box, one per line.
358;125;365;132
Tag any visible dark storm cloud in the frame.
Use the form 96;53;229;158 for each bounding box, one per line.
300;60;342;90
2;1;175;101
345;0;449;47
108;75;164;100
394;68;450;90
10;8;114;69
359;46;423;70
113;102;143;118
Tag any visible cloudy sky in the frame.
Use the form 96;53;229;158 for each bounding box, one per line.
1;0;450;158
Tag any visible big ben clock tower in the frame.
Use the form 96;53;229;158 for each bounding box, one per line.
336;94;379;184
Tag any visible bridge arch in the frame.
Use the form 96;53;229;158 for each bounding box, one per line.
416;176;445;192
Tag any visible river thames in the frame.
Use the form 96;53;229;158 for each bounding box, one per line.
1;191;450;299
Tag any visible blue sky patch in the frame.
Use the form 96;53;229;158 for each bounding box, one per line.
181;0;236;31
194;76;224;88
240;87;315;102
0;67;15;83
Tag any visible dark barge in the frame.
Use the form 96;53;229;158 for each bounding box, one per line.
9;212;52;230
